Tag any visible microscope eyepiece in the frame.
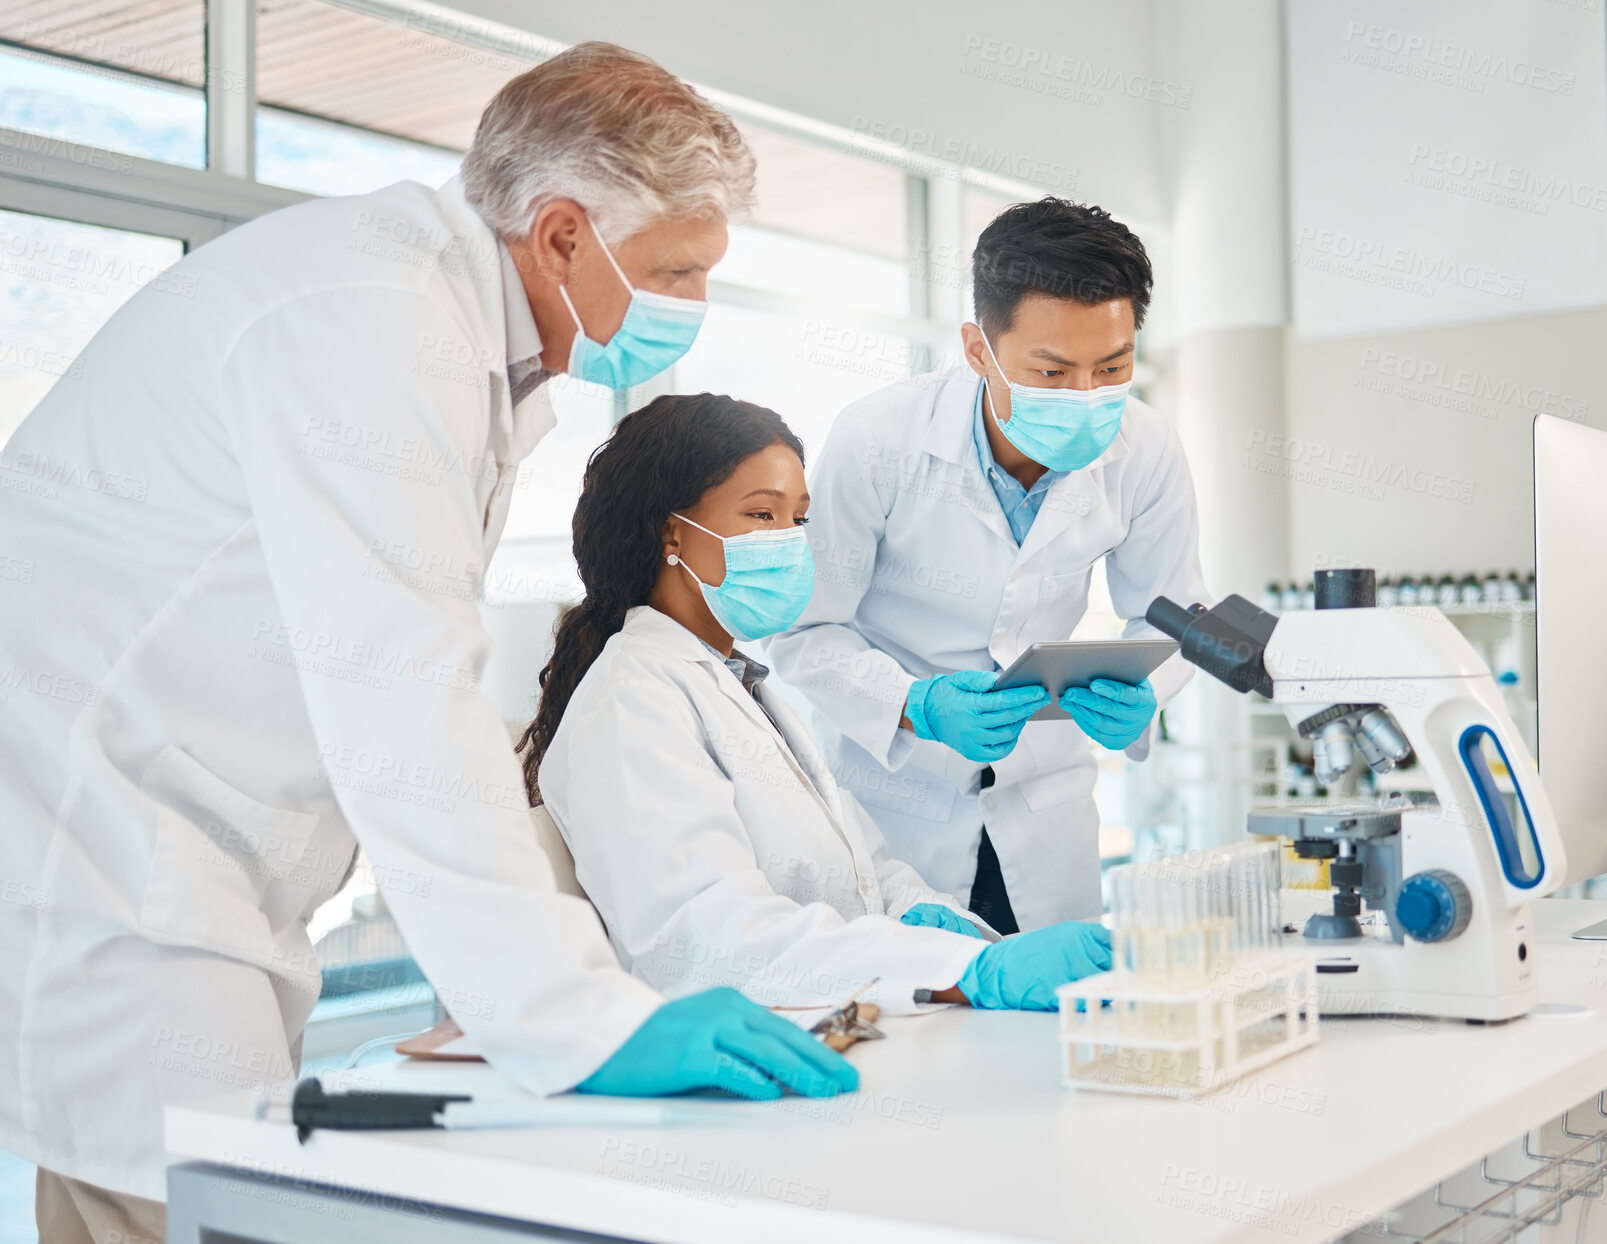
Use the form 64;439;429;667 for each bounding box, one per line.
1146;594;1277;698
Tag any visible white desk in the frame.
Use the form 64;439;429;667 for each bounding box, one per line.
165;899;1607;1244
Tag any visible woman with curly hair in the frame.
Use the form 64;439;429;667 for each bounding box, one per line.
526;392;1112;1015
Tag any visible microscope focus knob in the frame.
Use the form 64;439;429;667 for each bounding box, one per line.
1395;870;1473;943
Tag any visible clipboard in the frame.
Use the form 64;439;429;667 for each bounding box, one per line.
395;1018;481;1061
396;1003;885;1062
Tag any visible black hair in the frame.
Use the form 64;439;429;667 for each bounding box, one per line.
971;197;1153;337
518;392;805;804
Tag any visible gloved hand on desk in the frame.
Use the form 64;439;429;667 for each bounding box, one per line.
1061;677;1157;751
954;921;1113;1010
578;988;859;1100
903;670;1049;763
900;902;987;938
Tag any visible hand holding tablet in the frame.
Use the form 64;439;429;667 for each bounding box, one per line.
993;639;1179;724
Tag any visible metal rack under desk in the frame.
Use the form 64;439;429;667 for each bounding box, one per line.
1356;1094;1607;1243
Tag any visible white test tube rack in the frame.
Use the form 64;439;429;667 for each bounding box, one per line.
1055;949;1320;1097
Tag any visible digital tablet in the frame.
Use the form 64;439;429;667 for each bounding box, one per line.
994;639;1180;721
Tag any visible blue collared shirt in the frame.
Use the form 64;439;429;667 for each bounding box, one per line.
971;380;1065;545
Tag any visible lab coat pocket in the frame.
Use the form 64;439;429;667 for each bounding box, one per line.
848;759;956;825
1033;567;1097;613
1014;764;1096;814
138;745;318;967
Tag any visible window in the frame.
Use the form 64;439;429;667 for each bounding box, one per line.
254;0;536;196
741;124;908;259
964;185;1015;245
0;4;208;169
255;107;460;198
488;379;613;556
672;301;914;463
0;208;185;443
718;225;911;318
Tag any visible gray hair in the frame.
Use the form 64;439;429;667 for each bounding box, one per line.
462;42;756;244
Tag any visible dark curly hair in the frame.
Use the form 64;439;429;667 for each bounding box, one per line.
518;392;804;804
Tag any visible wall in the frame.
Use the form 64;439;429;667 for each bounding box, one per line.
1282;307;1607;579
1279;0;1607;581
1286;0;1607;340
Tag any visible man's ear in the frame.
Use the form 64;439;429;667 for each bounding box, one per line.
959;322;991;377
522;199;587;283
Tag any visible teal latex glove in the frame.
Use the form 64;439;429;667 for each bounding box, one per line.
1061;677;1157;750
577;988;859;1100
956;921;1113;1010
900;902;986;939
904;670;1049;763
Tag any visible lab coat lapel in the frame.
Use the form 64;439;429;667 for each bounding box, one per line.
623;611;876;890
703;660;827;805
756;685;847;814
628;611;812;784
919;371;1015;548
431;176;557;552
757;684;887;914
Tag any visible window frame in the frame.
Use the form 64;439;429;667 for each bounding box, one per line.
0;0;1068;546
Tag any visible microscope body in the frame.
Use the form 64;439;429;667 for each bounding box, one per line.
1262;607;1563;1019
1148;583;1567;1021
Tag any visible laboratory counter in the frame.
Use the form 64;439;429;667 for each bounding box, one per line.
164;898;1607;1244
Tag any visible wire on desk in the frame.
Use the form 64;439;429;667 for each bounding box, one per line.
343;1029;433;1069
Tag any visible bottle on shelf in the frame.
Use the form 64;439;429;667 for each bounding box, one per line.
1458;574;1482;607
1500;571;1523;603
1436;575;1458;608
1398;575;1420;606
1523;571;1536;602
1280;582;1303;612
1261;582;1282;613
1376;575;1399;608
1481;570;1502;604
1494;633;1537;755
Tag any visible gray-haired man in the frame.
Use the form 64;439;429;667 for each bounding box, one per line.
0;41;855;1239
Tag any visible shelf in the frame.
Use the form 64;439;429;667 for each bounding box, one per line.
1262;602;1533;621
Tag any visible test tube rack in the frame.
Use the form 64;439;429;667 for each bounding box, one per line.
1056;949;1319;1097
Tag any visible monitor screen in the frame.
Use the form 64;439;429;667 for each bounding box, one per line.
1533;413;1607;887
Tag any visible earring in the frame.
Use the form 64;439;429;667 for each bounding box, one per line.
666;554;680;566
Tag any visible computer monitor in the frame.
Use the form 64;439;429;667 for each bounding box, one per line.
1532;414;1607;934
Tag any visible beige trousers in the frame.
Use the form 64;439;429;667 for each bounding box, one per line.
34;1168;165;1244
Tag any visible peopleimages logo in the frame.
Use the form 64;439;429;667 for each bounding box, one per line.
1241;431;1477;505
1295;226;1525;302
1407;145;1607;214
1355;348;1590;423
1340;21;1577;96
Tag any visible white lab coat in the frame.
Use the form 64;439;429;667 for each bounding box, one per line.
767;367;1209;930
539;606;991;1013
0;177;660;1200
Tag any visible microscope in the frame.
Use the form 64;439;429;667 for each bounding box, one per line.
1147;569;1567;1022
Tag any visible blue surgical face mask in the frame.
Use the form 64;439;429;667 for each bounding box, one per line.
559;215;708;390
668;513;815;642
979;328;1130;472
